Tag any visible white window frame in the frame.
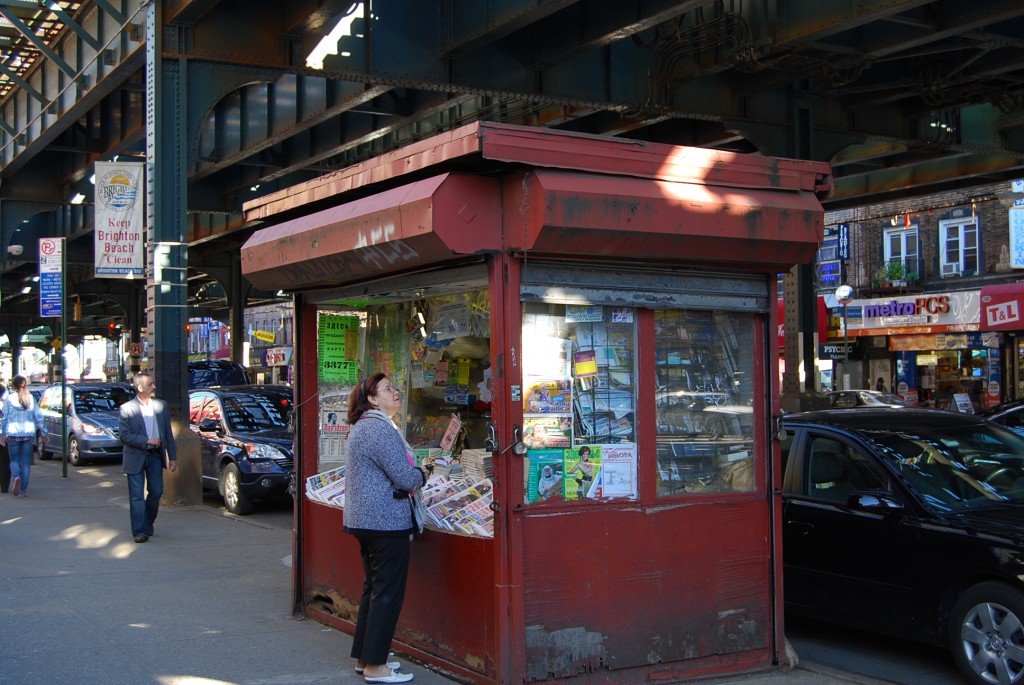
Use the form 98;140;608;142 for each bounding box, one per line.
939;218;978;277
883;226;919;274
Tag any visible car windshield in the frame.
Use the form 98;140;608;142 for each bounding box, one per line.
222;391;292;432
863;422;1024;511
73;387;133;412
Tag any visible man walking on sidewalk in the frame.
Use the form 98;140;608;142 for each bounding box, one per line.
118;371;177;543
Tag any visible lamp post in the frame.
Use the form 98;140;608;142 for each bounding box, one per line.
835;285;854;390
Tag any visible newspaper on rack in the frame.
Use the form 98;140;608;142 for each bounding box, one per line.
305;465;346;507
303;466;495;538
423;475;494;537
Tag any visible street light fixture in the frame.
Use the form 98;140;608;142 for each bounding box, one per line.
835;285;854;390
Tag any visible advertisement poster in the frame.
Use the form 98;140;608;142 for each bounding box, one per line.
94;161;145;278
598;444;637;499
318;314;360;384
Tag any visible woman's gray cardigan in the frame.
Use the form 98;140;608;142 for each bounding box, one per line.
343;413;426;537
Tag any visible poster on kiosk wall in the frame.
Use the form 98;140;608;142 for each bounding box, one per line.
94;161;145;278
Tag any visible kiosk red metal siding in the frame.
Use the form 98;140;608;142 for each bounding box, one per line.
242;123;831;685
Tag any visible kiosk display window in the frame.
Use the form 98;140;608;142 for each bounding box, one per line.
655;309;756;496
522;302;639;503
309;290;496;537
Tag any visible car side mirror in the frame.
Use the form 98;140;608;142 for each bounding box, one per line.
848;491;904;512
199;418;220;432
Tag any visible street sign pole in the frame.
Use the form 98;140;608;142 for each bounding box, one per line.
60;242;67;479
835;285;854;391
39;237;68;477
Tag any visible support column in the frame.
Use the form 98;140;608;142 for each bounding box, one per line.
146;1;199;505
229;257;248;365
780;94;827;411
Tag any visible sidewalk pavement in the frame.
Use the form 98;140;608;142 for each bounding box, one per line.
0;462;895;685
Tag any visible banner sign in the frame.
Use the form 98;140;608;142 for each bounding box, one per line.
94;161;144;277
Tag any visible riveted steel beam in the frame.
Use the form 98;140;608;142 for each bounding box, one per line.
0;6;77;78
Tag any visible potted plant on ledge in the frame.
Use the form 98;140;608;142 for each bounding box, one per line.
886;260;908;287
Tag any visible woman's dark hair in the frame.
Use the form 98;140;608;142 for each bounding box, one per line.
579;446;591;458
347;372;386;424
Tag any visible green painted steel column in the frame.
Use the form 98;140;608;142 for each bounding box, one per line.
145;0;200;505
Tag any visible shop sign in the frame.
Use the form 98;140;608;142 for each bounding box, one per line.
253;329;276;343
980;284;1024;330
845;291;979;337
818;342;856;360
888;331;1001;351
266;346;291;366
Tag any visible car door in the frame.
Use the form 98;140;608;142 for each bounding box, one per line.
38;386;62;448
189;391;223;488
783;427;922;632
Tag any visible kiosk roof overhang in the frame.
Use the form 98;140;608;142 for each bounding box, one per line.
243;122;832;222
243;168;826;292
241;123;832;293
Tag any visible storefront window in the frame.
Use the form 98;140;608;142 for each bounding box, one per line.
310;290;497;537
521;303;638;503
655;310;756;496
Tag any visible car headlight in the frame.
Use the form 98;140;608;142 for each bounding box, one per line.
244;442;288;462
79;422;109;436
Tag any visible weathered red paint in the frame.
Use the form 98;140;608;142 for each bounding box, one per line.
244;123;830;685
243;174;501;292
243;121;832;224
504;169;824;269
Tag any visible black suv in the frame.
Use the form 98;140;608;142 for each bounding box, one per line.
188;385;293;514
187;359;250;389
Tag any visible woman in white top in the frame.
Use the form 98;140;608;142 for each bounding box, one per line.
0;375;47;497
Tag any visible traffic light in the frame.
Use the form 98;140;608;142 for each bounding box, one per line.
108;322;121;341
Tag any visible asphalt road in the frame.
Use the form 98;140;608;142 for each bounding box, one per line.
786;615;966;685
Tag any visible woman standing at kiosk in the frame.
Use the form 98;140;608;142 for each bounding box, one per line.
344;373;428;684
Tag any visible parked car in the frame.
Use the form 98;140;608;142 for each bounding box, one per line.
825;389;907;408
37;382;134;466
188;359;251;389
981;399;1024;438
781;408;1024;685
188;384;294;514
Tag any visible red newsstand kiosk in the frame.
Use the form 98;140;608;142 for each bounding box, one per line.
240;122;831;685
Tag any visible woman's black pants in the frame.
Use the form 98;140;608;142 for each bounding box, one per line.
350;534;411;666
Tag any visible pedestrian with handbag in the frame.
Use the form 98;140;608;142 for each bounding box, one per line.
343;373;428;684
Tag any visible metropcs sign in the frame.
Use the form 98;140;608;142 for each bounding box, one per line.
862;295;951;318
845;292;978;337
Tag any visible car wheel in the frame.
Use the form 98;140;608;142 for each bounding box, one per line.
221;463;253;515
37;438;50;460
949;581;1024;685
67;436;82;467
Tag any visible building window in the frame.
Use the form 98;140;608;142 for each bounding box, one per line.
939;218;978;277
884;226;919;276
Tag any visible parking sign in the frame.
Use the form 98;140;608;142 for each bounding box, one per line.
39;237;63;318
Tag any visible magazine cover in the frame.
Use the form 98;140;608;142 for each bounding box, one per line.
523;414;572;449
525;449;565;503
564;445;602;500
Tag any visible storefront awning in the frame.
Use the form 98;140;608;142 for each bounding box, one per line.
981;283;1024;330
242;174;502;292
516;170;823;270
243;169;825;292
